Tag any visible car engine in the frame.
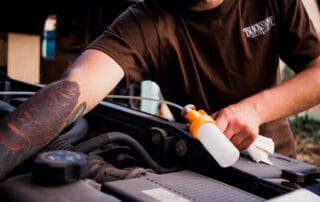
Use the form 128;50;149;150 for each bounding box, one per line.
0;74;319;202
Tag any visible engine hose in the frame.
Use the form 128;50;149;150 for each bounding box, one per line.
42;137;157;183
74;132;180;174
60;118;89;145
0;100;15;118
85;154;156;183
43;136;74;151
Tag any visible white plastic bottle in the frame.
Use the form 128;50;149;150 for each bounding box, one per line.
181;104;240;167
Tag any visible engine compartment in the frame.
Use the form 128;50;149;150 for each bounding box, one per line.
0;74;319;201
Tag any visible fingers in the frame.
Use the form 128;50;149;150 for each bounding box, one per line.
212;109;234;139
214;115;229;137
230;133;256;150
211;107;258;151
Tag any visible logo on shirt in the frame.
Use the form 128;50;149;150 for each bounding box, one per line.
243;16;275;39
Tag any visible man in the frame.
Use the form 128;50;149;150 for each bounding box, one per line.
0;0;319;178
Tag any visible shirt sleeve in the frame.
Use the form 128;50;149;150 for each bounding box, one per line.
278;0;320;72
86;3;159;88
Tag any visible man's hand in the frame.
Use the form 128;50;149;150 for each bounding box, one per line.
212;56;320;152
211;103;260;151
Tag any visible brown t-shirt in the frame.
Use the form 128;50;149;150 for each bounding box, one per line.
87;0;320;158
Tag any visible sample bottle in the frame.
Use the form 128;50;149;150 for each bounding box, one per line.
181;104;240;167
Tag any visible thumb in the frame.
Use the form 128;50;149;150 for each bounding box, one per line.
211;112;228;133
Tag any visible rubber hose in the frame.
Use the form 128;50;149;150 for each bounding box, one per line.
85;154;156;183
60;118;89;144
0;100;15;118
43;136;74;151
74;132;180;174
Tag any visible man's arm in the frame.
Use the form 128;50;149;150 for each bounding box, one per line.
0;49;124;178
213;56;320;150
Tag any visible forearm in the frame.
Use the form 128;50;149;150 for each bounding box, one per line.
239;56;320;124
0;50;124;179
213;57;320;150
0;80;84;178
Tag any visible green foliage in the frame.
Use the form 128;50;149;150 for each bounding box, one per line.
282;66;320;144
282;65;295;81
289;114;320;144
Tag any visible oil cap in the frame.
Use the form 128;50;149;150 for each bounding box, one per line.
33;150;88;185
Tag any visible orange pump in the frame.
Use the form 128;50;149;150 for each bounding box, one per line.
181;104;240;167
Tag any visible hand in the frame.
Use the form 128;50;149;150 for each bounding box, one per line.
211;103;260;151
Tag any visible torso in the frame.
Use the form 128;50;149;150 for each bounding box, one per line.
88;0;320;157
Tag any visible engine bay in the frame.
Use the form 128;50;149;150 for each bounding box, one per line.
0;74;319;201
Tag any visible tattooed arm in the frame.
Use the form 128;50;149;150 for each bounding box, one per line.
0;49;124;178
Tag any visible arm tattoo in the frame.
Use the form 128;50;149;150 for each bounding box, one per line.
66;102;86;125
0;80;85;178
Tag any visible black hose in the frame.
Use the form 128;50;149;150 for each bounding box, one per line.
42;137;156;183
85;154;156;183
0;100;15;118
60;118;89;144
74;132;180;174
40;119;88;151
43;136;74;151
